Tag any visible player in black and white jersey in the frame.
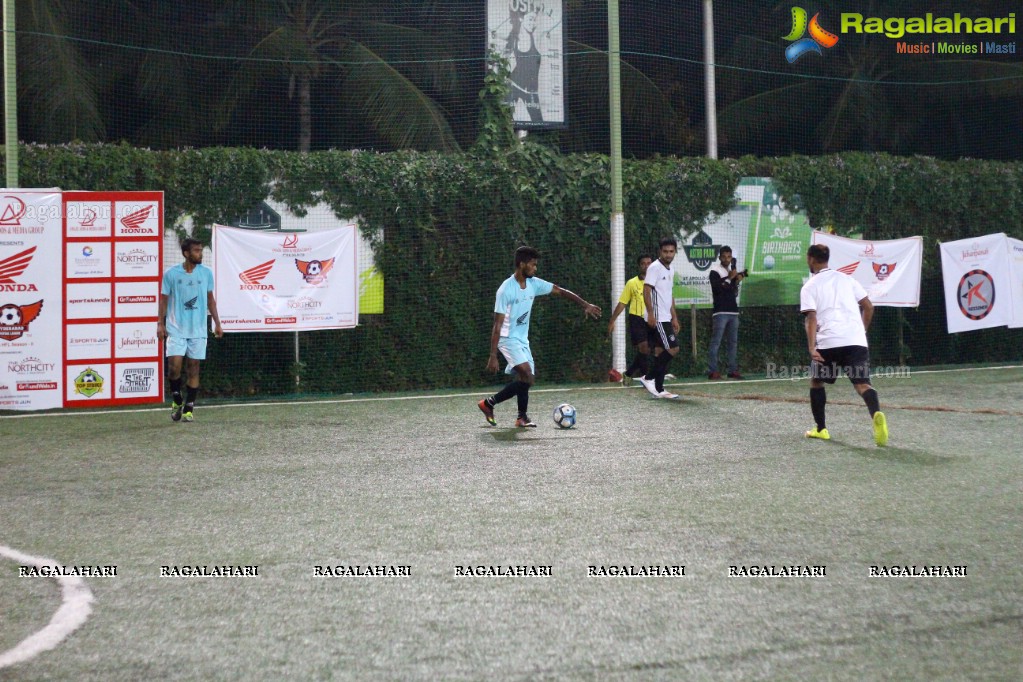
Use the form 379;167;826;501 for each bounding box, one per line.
800;244;888;446
638;237;681;400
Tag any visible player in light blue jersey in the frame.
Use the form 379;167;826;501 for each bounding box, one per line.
478;246;601;427
158;238;223;422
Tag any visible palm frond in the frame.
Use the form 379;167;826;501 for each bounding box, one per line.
337;41;459;152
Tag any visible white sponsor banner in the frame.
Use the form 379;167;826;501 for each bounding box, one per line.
0;190;63;409
67;282;112;320
65;201;112;238
114;321;159;359
939;233;1012;333
66;363;111;402
213;225;358;332
811;233;923;307
114;361;160;399
1007;237;1023;329
114;241;160;278
487;0;565;129
66;241;111;279
66;323;112;360
115;281;160;318
114;201;160;237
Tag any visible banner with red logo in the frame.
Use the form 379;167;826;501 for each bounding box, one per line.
939;233;1012;333
0;190;63;410
213;225;358;332
63;191;163;408
810;232;923;307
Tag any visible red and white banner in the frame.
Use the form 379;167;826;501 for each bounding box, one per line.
811;232;923;307
0;191;63;410
62;192;163;407
213;225;358;332
939;233;1012;333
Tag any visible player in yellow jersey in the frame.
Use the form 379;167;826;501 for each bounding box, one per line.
606;255;653;383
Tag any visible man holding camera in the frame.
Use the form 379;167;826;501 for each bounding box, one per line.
707;246;745;380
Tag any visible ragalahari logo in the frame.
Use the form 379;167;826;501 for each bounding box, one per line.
240;259;276;290
0;196;28;226
0;300;44;341
0;247;39;292
120;206;153;233
837;261;859;275
783;7;839;63
872;262;897;280
296;258;334;285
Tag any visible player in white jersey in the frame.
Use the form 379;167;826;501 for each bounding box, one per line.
158;238;223;423
478;246;601;427
800;244;888;446
637;237;681;399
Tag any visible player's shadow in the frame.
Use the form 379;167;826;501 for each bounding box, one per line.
832;440;965;466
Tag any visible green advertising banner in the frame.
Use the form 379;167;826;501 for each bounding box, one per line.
673;177;814;308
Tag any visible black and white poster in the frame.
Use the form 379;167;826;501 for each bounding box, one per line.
487;0;565;129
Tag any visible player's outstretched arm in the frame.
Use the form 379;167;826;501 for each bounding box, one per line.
552;285;601;319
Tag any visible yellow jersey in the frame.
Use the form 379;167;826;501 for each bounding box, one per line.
618;275;647;317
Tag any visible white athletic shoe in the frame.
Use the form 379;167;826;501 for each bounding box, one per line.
638;376;660;397
664;373;676;380
657;391;680;400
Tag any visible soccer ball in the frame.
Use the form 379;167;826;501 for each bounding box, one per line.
0;305;22;326
763;255;775;270
553;403;577;429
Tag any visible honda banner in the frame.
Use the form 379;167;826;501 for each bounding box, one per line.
939;233;1013;333
213;225;358;332
811;232;923;307
0;190;63;410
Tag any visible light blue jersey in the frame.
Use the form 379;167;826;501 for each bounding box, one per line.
161;263;214;339
494;274;554;342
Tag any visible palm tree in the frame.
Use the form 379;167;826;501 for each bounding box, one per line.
12;0;102;143
218;0;461;152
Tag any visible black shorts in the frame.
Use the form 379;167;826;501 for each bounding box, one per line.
627;314;653;347
812;345;871;385
650;321;680;351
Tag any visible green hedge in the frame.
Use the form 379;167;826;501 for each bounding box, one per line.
9;143;1023;395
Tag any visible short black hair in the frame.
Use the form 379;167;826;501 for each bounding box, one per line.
807;244;830;263
637;254;653;264
719;245;732;255
515;245;540;267
181;238;203;254
658;236;677;249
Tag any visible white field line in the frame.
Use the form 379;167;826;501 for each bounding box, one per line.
0;545;94;669
1;365;1021;420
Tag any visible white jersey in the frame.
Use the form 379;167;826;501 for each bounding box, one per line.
800;268;869;349
645;258;675;323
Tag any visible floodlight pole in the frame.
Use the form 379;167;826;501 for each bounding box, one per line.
3;0;17;187
608;0;626;375
692;0;719;361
